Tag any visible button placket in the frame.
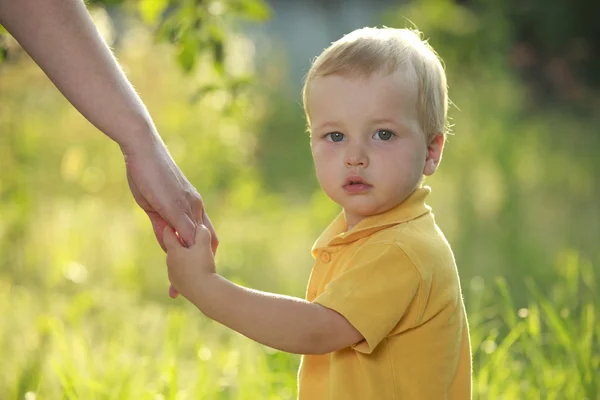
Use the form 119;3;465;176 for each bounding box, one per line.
308;250;332;300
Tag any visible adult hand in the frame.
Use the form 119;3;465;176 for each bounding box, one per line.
122;137;218;251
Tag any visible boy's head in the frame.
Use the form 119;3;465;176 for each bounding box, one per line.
303;27;448;229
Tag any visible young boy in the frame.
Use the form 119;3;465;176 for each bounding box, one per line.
163;27;472;399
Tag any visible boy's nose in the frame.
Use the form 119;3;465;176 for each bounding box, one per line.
344;145;368;168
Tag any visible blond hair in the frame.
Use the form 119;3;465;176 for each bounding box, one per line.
302;27;449;141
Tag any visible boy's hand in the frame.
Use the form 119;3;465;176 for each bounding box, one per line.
163;224;216;301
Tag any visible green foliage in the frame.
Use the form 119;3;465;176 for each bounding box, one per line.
0;0;270;82
140;0;270;77
0;24;7;62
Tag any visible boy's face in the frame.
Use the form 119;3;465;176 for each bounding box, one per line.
307;69;443;229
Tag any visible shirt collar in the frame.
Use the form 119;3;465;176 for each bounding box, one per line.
311;186;432;256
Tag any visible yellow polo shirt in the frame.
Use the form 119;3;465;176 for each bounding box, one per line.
298;187;471;399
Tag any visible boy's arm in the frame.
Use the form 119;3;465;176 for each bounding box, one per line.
193;274;363;354
163;225;364;355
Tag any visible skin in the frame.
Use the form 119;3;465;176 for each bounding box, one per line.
0;0;218;297
162;67;445;354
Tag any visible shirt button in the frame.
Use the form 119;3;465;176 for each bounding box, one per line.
320;251;331;263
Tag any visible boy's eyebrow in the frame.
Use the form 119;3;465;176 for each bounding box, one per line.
313;117;403;131
373;117;413;133
371;117;399;126
313;121;342;131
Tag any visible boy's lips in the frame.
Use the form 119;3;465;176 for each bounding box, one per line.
343;175;372;193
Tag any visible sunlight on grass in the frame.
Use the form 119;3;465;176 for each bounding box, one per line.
1;9;598;399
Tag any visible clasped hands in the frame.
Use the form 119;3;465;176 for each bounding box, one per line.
122;136;217;299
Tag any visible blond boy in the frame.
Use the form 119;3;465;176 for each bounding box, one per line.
163;27;472;399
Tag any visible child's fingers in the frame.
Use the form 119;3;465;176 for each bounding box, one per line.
163;225;183;251
169;284;179;299
194;223;212;247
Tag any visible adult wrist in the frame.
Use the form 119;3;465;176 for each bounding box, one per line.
117;119;163;156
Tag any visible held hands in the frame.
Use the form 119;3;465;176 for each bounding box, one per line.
163;223;216;302
121;138;218;298
122;139;218;251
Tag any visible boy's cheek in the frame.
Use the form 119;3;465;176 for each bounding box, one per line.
313;152;334;172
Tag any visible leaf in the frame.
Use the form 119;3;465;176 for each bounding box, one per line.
230;75;253;92
496;277;517;328
0;24;6;63
15;333;49;398
525;278;573;351
527;303;540;338
207;24;225;74
580;257;595;291
580;303;595;355
190;84;222;103
576;303;597;395
232;0;271;21
138;0;169;25
562;249;580;300
212;38;225;74
177;34;198;73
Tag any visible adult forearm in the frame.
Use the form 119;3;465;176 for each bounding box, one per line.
0;0;157;150
190;274;331;355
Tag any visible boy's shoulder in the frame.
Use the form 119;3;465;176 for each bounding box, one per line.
357;214;455;276
362;211;443;246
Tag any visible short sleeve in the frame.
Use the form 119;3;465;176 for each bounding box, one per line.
312;244;421;354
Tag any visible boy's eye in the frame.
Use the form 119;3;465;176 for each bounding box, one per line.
373;129;395;141
326;132;345;142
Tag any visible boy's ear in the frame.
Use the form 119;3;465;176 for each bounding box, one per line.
423;134;445;176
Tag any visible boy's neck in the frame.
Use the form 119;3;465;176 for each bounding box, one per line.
343;185;425;232
343;211;361;232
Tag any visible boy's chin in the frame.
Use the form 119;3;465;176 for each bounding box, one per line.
342;203;386;220
344;197;408;218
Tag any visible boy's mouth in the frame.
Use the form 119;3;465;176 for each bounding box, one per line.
343;175;372;193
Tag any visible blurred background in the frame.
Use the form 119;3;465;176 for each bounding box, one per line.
1;0;598;398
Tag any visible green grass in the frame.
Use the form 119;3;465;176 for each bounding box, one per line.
1;279;298;399
468;252;599;399
1;201;598;399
